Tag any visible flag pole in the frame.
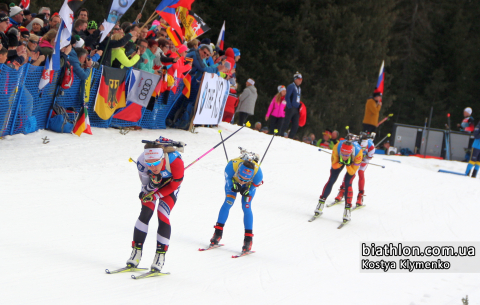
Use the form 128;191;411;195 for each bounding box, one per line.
140;10;161;30
140;0;148;15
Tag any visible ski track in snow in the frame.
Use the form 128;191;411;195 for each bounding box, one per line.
1;123;479;305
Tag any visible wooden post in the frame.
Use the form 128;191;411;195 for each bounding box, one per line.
188;73;205;133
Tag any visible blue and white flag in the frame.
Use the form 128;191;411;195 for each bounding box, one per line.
100;0;137;42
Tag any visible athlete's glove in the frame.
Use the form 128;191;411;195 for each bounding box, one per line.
240;185;250;196
231;181;241;193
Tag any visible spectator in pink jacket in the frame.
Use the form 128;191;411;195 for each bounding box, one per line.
265;85;287;135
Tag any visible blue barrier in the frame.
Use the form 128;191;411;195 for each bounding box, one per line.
0;63;220;137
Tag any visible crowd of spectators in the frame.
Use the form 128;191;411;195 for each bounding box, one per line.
0;4;241;100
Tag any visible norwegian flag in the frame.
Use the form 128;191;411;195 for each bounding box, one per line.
39;55;53;90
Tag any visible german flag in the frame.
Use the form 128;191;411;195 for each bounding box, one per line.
182;74;191;98
166;26;184;47
94;66;127;120
73;106;92;136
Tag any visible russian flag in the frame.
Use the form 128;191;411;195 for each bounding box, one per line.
157;7;184;42
155;0;195;12
374;60;385;95
216;21;225;50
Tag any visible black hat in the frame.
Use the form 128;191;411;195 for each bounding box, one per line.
23;9;31;16
373;90;382;98
70;35;78;46
0;13;8;23
200;38;211;45
7;33;19;47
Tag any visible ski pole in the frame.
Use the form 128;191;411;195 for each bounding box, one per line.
184;124;246;170
259;129;277;166
375;133;391;148
318;149;385;168
218;130;229;162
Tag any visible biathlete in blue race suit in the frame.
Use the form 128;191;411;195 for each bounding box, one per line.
209;155;263;253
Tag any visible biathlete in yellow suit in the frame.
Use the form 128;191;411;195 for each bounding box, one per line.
315;140;363;222
208;152;263;254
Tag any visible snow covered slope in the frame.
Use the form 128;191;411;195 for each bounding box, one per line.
1;124;479;305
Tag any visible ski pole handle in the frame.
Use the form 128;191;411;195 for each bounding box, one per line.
375;133;391;148
259;129;278;166
318;148;332;154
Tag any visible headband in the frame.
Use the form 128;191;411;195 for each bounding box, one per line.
247;78;255;85
144;148;164;160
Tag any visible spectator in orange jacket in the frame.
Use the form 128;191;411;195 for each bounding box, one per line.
362;91;382;133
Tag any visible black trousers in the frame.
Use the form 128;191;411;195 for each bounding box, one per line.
280;107;300;138
236;112;249;126
268;116;284;135
320;166;356;208
362;124;376;134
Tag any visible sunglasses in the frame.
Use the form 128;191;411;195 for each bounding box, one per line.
113;28;121;31
202;50;211;57
29;40;38;44
145;159;162;167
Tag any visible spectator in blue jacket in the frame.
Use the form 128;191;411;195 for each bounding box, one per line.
279;72;303;139
70;47;92;81
186;44;226;80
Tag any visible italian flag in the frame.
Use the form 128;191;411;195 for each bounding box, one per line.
73;106;92;136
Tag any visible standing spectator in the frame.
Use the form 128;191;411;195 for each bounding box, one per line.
317;129;333;149
235;78;258;126
30;18;44;35
38;7;50;22
22;10;33;28
187;39;199;52
98;29;137;67
0;47;7;64
457;107;475;132
279;72;303;139
77;8;88;21
265;85;286;135
233;48;240;63
72;19;88;39
39;29;56;57
186;44;225;80
0;14;9;49
362;91;382;133
0;3;8;15
9;6;24;27
110;33;140;68
136;39;156;73
222;87;239;123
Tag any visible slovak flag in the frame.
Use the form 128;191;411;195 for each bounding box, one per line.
216;21;225;50
39;55;53;90
374;60;385;95
155;0;195;12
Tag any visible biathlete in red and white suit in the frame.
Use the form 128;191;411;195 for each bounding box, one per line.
335;138;375;206
126;139;184;272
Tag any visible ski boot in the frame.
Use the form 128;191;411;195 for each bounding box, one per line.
472;169;478;178
334;186;345;202
355;191;364;208
242;231;254;253
151;244;167;272
315;198;326;215
126;242;143;268
210;223;224;246
343;208;351;222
